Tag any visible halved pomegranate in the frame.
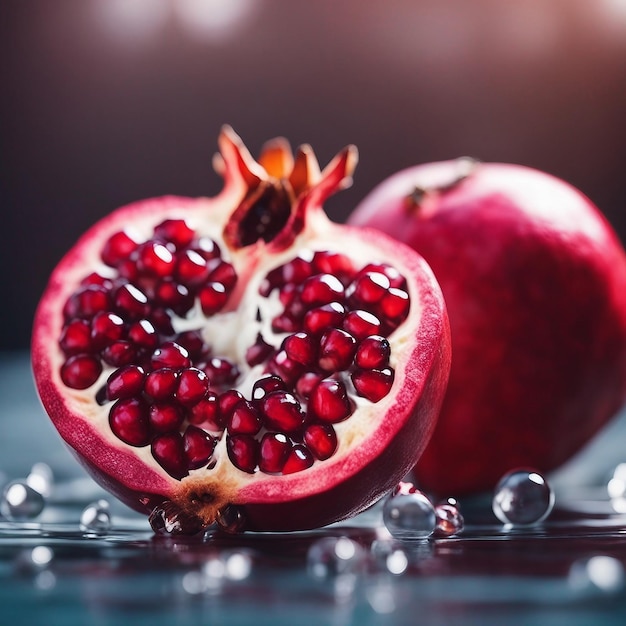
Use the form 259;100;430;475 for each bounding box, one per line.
32;128;451;534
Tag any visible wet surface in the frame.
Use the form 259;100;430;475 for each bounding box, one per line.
3;352;626;625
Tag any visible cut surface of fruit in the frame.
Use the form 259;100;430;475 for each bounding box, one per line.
32;128;451;533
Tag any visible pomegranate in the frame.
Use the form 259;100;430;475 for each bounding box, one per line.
349;158;626;496
32;127;451;534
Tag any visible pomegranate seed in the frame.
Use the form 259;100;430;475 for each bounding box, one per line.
113;283;150;319
228;400;262;435
283;332;316;367
295;372;323;399
64;285;110;320
318;328;357;371
151;342;191;370
303;302;346;335
189;392;222;429
90;311;125;350
149;402;185;434
109;398;150;447
106;365;145;401
355;336;391;369
101;341;137;367
207;259;237;289
251;375;286;401
279;283;298;306
101;230;139;267
151;432;188;479
361;262;407;289
349;271;390;304
261;391;305;433
351;367;395;402
148;308;175;335
379;287;410;321
267;350;304;386
311;251;355;283
199;282;228;315
153;219;195;248
227;434;258;473
59;319;92;355
309;379;353;423
176;249;210;286
259;433;291;473
203;357;239;386
60;354;102;389
342;310;381;340
259;265;284;296
272;313;300;334
154;279;194;315
218;390;244;422
183;425;216;469
81;272;113;289
282;256;314;284
193;236;222;260
135;241;175;277
304;423;337;461
117;259;139;282
300;274;344;306
246;334;274;367
282;445;314;474
145;368;178;401
127;319;159;350
174;330;207;360
176;368;209;406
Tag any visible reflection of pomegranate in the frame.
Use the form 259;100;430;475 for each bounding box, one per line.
32;128;451;533
349;159;626;496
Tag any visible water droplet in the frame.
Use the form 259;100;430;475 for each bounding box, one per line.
382;483;436;540
307;536;366;580
1;480;45;520
492;468;554;526
26;463;54;498
80;499;112;533
607;463;626;512
434;503;464;537
569;556;625;594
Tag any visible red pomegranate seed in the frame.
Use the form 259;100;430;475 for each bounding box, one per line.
117;259;139;282
101;341;137;367
283;332;317;367
342;310;382;340
145;368;178;400
59;319;92;355
153;219;195;248
350;271;390;304
101;230;139;267
114;283;150;319
151;342;191;370
199;282;228;315
189;392;222;430
207;259;237;289
176;368;209;406
176;249;210;286
303;302;346;335
64;285;110;320
218;390;244;422
379;287;410;321
127;319;159;350
90;311;125;350
360;262;407;289
151;432;188;479
106;365;145;401
149;402;185;434
154;279;194;315
351;367;395;402
300;274;344;306
309;379;353;423
148;308;175;335
295;372;323;399
108;397;150;447
60;354;102;389
81;272;113;289
282;256;314;284
193;236;221;260
282;445;314;474
251;375;286;401
259;433;291;473
318;328;357;372
174;330;206;360
228;400;262;435
203;357;239;386
355;336;391;369
259;265;284;296
135;241;175;277
261;391;305;433
246;334;274;367
303;423;338;461
267;350;304;386
227;434;258;473
311;251;355;283
272;313;300;334
183;425;216;469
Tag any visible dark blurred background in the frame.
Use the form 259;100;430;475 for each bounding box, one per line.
1;0;625;350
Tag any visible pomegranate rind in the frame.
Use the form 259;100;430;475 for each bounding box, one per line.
349;160;626;495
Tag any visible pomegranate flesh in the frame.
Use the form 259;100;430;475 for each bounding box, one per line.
32;128;451;533
349;158;626;496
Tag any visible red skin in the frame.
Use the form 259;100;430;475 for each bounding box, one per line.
349;161;626;496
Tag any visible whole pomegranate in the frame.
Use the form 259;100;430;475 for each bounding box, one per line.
32;128;451;534
348;158;626;496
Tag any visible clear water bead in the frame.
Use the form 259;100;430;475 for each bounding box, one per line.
382;482;436;540
434;503;464;537
26;463;54;498
80;499;112;533
492;468;554;526
1;480;45;520
307;536;367;579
